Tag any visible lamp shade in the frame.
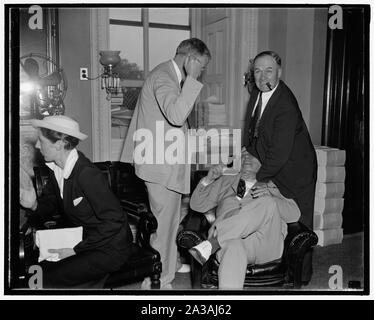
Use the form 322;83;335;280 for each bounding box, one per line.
99;51;121;67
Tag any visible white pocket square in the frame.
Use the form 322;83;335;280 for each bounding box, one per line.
73;197;83;206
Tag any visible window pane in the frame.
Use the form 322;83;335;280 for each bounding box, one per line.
111;86;141;111
109;25;144;80
109;8;141;21
122;87;141;110
149;28;190;70
149;8;189;26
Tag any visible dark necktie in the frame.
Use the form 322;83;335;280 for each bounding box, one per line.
248;92;262;144
236;179;246;199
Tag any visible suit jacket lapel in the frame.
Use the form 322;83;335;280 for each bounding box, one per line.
62;153;82;209
229;174;242;194
247;89;261;118
257;80;284;133
166;60;181;89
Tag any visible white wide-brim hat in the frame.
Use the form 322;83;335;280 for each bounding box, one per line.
30;115;88;141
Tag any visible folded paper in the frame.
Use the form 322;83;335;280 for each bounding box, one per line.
314;212;343;230
315;228;344;247
35;226;83;262
314;145;346;166
317;166;346;183
315;182;345;198
314;197;344;215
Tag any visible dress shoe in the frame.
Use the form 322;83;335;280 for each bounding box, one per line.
188;240;212;265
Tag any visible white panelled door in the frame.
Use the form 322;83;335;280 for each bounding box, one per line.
202;18;229;116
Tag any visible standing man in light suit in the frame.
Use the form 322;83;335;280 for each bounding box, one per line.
121;38;211;288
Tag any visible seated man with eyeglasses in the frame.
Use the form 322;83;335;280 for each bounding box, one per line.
188;149;301;289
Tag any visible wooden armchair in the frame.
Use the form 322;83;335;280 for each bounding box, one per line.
94;161;161;289
18;161;162;289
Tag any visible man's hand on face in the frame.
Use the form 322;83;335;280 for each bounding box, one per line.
205;164;226;184
240;147;261;174
184;55;203;79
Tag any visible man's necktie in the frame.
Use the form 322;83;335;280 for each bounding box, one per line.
236;179;246;199
248;92;262;144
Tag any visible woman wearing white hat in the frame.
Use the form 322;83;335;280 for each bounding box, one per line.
20;115;133;288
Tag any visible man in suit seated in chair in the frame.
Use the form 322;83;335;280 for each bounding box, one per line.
188;149;301;289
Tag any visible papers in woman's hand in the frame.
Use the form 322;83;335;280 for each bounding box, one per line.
35;227;83;262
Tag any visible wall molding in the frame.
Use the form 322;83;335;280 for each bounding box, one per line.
228;9;258;129
89;9;111;161
191;8;202;38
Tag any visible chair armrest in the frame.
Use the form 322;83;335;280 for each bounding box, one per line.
176;211;210;249
283;222;318;288
120;199;149;217
284;222;318;255
94;161;158;249
120;199;158;249
177;169;211;249
19;221;30;271
19;218;40;286
247;258;283;276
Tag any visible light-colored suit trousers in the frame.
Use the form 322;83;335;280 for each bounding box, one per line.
215;195;293;289
145;181;182;287
190;174;301;289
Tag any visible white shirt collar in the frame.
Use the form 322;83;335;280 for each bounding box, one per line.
45;149;79;198
253;82;280;116
261;82;279;99
45;148;79;179
172;59;182;85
